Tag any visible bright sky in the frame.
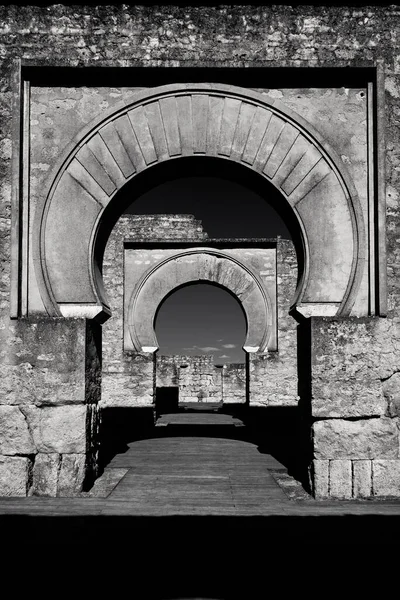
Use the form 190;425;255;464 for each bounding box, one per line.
155;283;247;364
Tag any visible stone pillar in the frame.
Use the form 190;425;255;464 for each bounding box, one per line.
0;318;101;496
308;317;400;499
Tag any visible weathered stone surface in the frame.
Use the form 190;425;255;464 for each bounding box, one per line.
57;454;86;496
372;460;400;497
312;381;385;419
383;372;400;417
125;249;272;353
329;460;352;499
101;371;153;408
21;406;87;453
0;319;86;406
313;418;399;460
0;456;30;497
179;355;222;404
311;318;400;418
313;459;329;499
0;406;36;455
353;460;372;498
31;453;59;497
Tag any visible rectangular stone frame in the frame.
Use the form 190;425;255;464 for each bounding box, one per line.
9;61;388;318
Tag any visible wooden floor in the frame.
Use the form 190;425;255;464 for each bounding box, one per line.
105;433;289;511
2;413;400;549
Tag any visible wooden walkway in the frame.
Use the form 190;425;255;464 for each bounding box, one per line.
2;412;400;550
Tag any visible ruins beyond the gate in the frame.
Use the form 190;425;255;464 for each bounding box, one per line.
1;4;400;500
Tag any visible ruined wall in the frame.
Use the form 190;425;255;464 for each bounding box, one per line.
0;4;400;498
310;317;400;498
178;355;222;404
0;318;101;496
102;214;206;407
250;239;298;406
156;354;246;405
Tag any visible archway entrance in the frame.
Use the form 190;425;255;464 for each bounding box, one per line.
154;282;247;413
16;80;371;498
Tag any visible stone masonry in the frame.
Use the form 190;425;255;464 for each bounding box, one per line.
0;5;400;498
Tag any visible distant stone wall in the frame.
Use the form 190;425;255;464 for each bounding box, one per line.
0;318;101;496
102;214;206;408
310;317;400;498
156;354;246;405
178;355;222;404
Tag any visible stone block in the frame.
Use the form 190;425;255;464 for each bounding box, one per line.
329;459;352;499
372;460;400;497
57;454;86;496
21;405;87;453
312;380;385;418
353;460;372;498
313;418;399;459
0;456;30;496
310;317;399;418
0;319;86;406
0;406;36;455
31;453;59;497
313;459;329;499
101;372;153;407
383;372;400;416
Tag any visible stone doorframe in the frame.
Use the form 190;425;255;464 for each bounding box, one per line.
31;82;365;322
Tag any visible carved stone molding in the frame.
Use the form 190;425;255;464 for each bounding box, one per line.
125;248;274;353
33;83;365;319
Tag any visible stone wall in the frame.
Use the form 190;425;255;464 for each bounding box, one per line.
309;317;400;498
250;239;298;406
0;318;101;496
1;4;400;498
156;354;246;405
102;214;206;408
178;355;222;404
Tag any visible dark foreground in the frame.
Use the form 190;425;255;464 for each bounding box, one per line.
1;411;399;594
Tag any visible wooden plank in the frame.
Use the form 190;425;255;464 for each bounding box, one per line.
99;121;136;178
159;96;181;157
